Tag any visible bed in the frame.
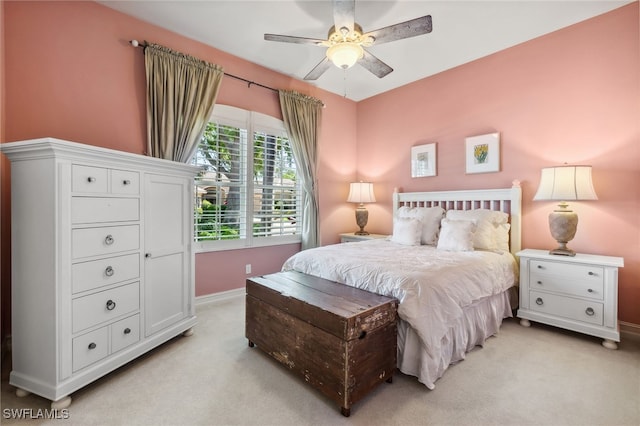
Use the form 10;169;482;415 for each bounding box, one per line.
281;182;522;389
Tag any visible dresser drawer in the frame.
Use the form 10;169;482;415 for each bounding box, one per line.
71;197;139;224
530;260;604;300
72;253;140;294
72;282;140;333
72;327;109;372
529;290;603;326
72;165;109;193
72;225;139;259
111;170;140;195
111;314;140;353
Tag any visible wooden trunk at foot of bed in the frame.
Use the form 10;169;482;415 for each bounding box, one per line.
245;271;398;417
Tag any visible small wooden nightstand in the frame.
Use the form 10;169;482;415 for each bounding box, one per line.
340;233;388;243
517;249;624;349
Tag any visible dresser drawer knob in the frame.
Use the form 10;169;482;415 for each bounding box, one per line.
88;342;97;350
587;288;594;293
537;265;543;269
123;179;131;185
104;234;114;245
87;177;96;183
105;266;114;277
124;328;131;335
588;271;595;276
106;299;116;311
535;297;544;306
536;280;542;285
585;307;595;316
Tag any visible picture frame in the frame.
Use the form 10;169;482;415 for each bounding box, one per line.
465;132;500;174
411;143;437;178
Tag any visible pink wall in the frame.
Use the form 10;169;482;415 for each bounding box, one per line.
0;0;357;335
357;3;639;325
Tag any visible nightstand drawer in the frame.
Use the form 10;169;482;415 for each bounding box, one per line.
530;260;604;300
529;290;603;326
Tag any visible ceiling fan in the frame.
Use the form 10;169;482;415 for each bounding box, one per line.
264;0;433;80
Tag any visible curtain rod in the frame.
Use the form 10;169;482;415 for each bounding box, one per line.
129;39;279;94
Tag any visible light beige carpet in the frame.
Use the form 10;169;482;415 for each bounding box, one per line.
2;295;639;426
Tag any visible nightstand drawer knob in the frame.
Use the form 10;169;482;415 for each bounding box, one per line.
585;307;595;316
535;297;544;306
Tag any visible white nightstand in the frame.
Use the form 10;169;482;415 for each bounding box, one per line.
517;249;624;349
339;233;388;243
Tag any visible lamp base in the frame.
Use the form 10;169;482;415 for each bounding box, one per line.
548;206;578;257
549;246;576;257
354;205;369;236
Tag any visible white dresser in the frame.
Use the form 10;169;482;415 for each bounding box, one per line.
1;138;200;408
517;249;624;349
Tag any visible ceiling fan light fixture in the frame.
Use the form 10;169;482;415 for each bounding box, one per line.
326;42;364;69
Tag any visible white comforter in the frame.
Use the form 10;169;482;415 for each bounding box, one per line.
282;239;518;386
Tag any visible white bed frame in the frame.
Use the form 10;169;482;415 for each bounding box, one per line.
392;180;522;255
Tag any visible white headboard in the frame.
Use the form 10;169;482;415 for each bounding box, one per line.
392;181;522;254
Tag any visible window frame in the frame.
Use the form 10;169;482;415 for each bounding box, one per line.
193;105;302;253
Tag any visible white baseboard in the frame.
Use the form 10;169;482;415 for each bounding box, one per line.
195;288;244;307
620;321;640;342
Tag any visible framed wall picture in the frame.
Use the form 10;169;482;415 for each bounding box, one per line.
411;143;436;178
465;132;500;174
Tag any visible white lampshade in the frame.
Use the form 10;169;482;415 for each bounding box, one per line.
533;165;598;201
347;182;376;204
327;43;364;69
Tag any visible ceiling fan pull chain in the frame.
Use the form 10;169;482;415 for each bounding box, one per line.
343;69;348;98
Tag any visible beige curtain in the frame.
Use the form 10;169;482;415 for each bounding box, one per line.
144;43;224;162
279;90;323;250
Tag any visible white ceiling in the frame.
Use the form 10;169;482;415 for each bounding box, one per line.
99;1;633;101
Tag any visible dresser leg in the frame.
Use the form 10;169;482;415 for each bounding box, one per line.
519;318;531;327
602;339;618;350
51;396;72;409
15;388;31;398
182;327;194;337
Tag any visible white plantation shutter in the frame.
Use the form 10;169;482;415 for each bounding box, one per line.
191;105;302;251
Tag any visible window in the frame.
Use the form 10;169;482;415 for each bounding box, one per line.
191;105;302;251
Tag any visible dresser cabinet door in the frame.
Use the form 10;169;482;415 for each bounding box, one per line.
144;173;191;336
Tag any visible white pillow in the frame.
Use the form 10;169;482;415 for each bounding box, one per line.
396;206;445;245
390;217;422;246
445;209;509;251
436;219;476;251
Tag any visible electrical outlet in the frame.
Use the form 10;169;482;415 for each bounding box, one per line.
245;264;252;274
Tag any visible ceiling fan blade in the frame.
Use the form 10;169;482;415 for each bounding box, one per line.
363;15;432;45
333;0;355;33
264;34;326;46
359;49;393;79
304;57;333;80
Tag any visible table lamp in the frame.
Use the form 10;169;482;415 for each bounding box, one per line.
347;182;376;235
533;165;597;256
